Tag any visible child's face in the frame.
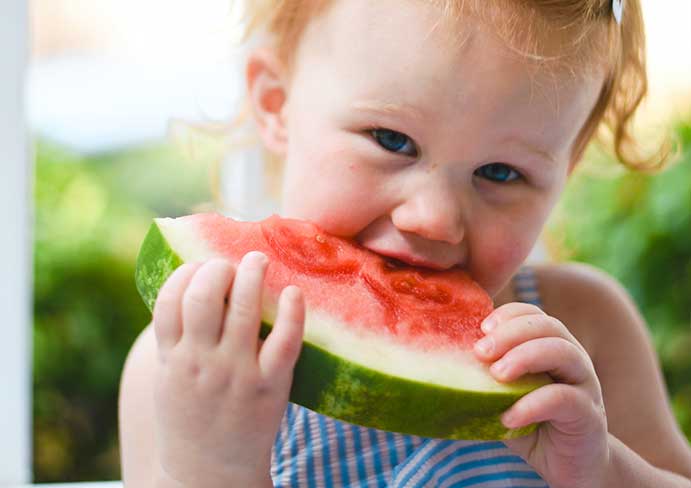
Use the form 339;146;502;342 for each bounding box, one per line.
266;0;604;296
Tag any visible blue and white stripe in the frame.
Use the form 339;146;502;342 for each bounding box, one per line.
271;267;546;487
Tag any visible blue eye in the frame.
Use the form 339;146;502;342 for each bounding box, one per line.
372;129;417;156
475;163;521;183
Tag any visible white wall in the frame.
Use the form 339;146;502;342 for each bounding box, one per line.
0;0;32;484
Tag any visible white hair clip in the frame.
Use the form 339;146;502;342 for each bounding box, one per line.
612;0;624;24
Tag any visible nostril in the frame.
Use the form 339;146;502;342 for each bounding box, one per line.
390;194;465;245
393;212;465;245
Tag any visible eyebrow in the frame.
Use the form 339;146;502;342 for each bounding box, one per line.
353;100;557;165
503;136;556;165
352;100;427;122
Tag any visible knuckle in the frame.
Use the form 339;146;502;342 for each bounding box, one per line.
554;337;580;356
231;297;258;322
494;304;545;328
153;289;180;317
184;286;216;308
253;379;275;397
523;303;546;316
553;384;577;406
169;353;204;381
526;315;561;336
274;338;302;365
199;365;232;394
236;370;272;397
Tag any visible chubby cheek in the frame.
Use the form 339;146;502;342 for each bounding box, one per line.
469;222;539;297
279;143;386;237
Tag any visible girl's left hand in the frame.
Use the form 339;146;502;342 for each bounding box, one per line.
473;303;609;488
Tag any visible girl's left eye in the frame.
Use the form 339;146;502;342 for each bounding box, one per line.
474;163;522;183
371;129;417;157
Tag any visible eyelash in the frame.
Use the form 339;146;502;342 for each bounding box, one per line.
473;163;523;184
370;128;418;157
369;128;523;184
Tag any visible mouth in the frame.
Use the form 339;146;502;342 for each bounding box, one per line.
369;248;461;271
355;217;466;272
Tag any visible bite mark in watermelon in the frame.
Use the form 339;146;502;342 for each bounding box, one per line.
135;213;549;440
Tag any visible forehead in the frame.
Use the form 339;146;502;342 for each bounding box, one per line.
295;0;607;70
290;0;605;161
295;0;603;111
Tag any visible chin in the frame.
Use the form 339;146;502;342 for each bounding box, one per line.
470;259;526;298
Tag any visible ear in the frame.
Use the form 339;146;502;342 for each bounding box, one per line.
246;48;289;155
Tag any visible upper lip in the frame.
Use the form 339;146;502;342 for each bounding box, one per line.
365;247;460;271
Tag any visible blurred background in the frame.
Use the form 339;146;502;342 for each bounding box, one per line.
27;0;691;482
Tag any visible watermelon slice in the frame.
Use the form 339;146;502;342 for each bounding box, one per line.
135;213;549;440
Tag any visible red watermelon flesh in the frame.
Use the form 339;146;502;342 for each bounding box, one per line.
198;213;491;351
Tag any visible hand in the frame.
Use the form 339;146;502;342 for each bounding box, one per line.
152;253;305;487
473;303;609;488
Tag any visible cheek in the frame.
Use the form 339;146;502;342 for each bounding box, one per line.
469;218;542;296
279;142;387;237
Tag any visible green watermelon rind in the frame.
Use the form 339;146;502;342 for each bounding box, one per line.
135;222;185;312
135;220;543;440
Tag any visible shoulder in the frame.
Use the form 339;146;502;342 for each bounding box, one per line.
534;261;632;314
530;261;643;360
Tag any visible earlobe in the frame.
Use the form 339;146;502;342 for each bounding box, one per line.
246;48;289;155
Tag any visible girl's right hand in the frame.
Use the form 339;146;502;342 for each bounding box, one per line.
152;252;305;488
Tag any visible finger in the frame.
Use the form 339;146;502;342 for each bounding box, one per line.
481;302;545;333
153;262;202;352
181;258;235;348
221;251;269;360
259;286;306;379
501;383;606;436
474;313;576;362
490;337;599;396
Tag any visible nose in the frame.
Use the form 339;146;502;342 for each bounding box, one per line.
390;182;466;245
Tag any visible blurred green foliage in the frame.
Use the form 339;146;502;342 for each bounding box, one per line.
33;139;213;482
32;119;690;481
548;119;691;438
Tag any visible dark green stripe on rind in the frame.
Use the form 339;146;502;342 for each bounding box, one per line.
135;222;184;313
291;339;538;440
136;221;541;440
265;320;537;440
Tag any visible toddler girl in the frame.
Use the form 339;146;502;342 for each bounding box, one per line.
119;0;691;486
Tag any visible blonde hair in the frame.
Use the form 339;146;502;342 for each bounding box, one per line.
239;0;667;173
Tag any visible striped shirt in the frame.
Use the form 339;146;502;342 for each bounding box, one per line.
271;267;547;487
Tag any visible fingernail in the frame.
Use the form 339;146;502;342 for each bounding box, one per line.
482;317;497;333
245;251;268;266
474;337;494;356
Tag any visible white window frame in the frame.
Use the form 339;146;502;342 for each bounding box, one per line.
0;0;32;484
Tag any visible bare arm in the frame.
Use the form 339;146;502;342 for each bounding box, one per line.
605;434;691;487
588;268;691;478
119;325;159;487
